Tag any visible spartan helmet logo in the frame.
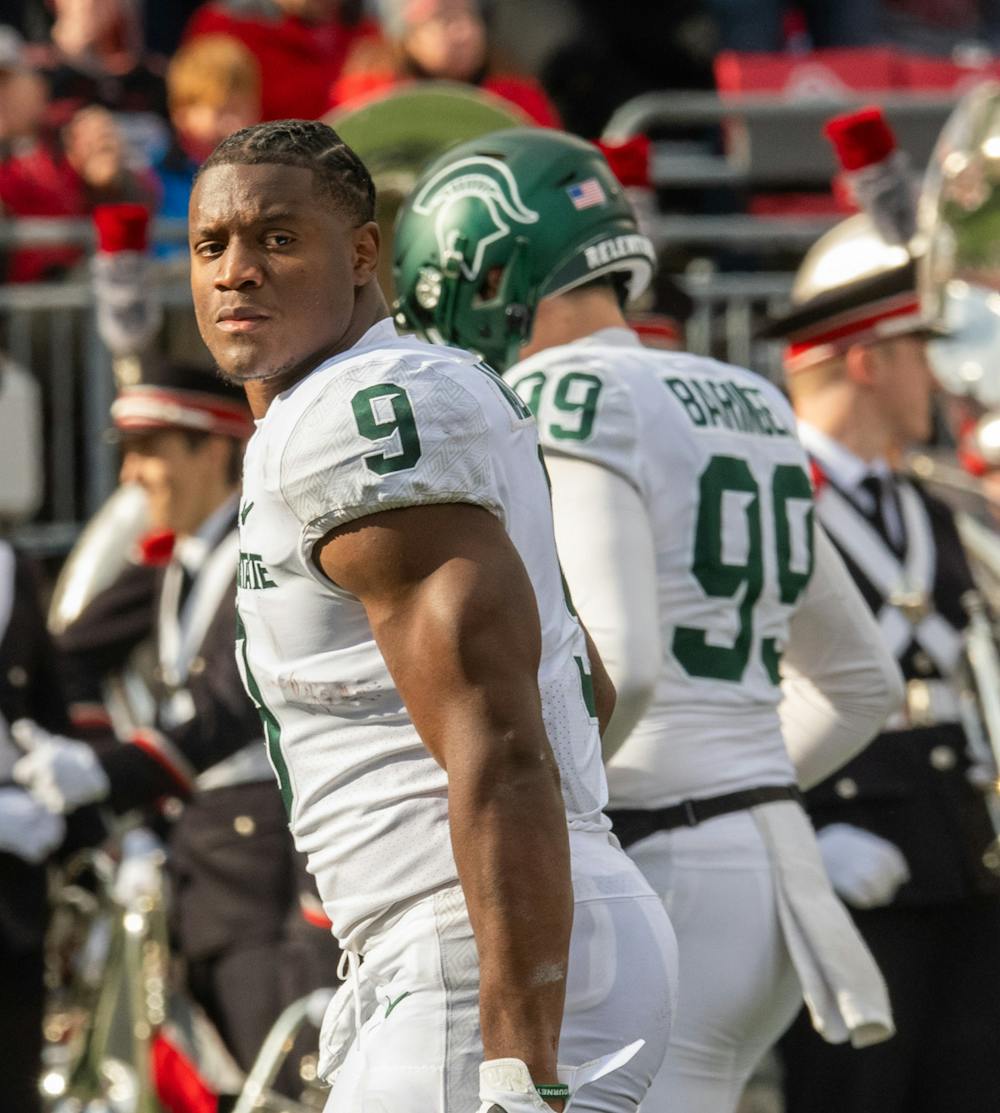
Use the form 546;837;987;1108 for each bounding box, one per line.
411;156;539;282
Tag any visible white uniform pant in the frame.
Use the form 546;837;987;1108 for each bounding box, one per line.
630;810;803;1113
324;830;677;1112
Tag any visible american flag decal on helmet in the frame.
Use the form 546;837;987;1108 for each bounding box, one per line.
566;177;607;210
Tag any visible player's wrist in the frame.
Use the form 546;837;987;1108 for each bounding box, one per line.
478;1058;568;1112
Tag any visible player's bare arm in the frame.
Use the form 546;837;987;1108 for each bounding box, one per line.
316;501;573;1100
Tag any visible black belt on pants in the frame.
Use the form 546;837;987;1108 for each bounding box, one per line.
608;783;804;850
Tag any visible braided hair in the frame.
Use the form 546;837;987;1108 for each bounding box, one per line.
196;119;376;225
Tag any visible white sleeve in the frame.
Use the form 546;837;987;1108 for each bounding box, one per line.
279;360;504;545
779;524;905;790
545;454;660;759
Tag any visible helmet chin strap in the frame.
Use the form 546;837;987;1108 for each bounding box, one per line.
493;237;534;371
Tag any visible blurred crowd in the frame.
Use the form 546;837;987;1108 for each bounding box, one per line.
0;0;999;284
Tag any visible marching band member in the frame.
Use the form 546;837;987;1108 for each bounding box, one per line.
764;205;1000;1113
14;364;339;1096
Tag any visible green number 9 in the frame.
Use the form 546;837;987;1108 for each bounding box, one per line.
672;455;763;682
551;372;603;441
510;370;546;417
673;455;815;685
351;383;422;475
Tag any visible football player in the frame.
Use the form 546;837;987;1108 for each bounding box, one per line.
393;128;905;1113
185;120;678;1113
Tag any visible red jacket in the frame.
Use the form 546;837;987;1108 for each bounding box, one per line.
0;140;87;282
184;3;379;120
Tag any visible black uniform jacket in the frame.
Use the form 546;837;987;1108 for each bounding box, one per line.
57;533;263;813
807;475;1000;905
57;523;295;958
0;548;103;953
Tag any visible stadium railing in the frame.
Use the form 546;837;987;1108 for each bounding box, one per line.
1;84;969;552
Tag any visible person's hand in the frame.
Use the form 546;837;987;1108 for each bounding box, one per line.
817;823;910;909
112;828;164;906
11;719;110;813
0;786;66;863
64;105;127;190
477;1060;566;1113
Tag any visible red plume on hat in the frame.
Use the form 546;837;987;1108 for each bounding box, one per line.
825;108;895;172
596;135;652;189
93;203;151;254
823;105;916;246
90;202;162;363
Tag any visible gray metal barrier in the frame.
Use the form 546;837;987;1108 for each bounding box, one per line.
679;267;794;376
2;210;802;555
1;219;191;555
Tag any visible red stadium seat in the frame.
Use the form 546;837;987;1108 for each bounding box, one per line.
715;48;899;99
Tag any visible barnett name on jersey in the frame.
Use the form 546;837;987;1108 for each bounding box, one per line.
507;328;816;808
235;318;610;951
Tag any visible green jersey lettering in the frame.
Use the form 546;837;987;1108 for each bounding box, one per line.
238;551;277;591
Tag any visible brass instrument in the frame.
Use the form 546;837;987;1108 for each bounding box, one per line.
42;849;168;1113
232;990;334;1113
326;81;526;298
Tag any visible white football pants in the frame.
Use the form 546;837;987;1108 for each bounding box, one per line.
324;830;677;1112
630;809;803;1113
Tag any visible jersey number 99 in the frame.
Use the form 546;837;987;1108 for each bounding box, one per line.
673;455;813;685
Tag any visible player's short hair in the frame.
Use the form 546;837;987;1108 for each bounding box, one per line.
197;120;376;225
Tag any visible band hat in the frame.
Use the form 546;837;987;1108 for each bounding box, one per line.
758;215;936;372
110;364;253;439
759;107;931;373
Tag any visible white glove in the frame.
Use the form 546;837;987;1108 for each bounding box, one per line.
0;786;66;863
477;1059;564;1113
112;828;164;906
817;823;911;909
11;720;110;813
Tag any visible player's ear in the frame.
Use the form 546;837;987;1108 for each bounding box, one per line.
352;221;380;286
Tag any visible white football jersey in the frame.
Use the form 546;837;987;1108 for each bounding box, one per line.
235;319;609;950
507;328;815;808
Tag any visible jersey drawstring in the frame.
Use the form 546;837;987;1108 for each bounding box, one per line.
338;947;364;1048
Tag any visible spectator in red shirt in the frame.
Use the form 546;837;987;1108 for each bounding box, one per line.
0;29;156;283
330;0;561;126
184;0;379;121
39;0;170;166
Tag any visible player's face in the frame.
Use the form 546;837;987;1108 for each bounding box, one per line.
189;162;367;387
870;335;937;447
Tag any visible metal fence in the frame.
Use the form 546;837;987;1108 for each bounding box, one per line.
1;217;192;554
9;81;966;554
3;262;796;557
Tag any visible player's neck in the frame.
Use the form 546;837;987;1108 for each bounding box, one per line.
244;285;391;417
520;288;627;360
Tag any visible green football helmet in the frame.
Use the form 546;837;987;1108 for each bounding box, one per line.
393;127;657;370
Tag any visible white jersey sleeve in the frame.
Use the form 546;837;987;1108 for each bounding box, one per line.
779;524;905;789
279;356;505;549
507;351;644;490
543;454;660;758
